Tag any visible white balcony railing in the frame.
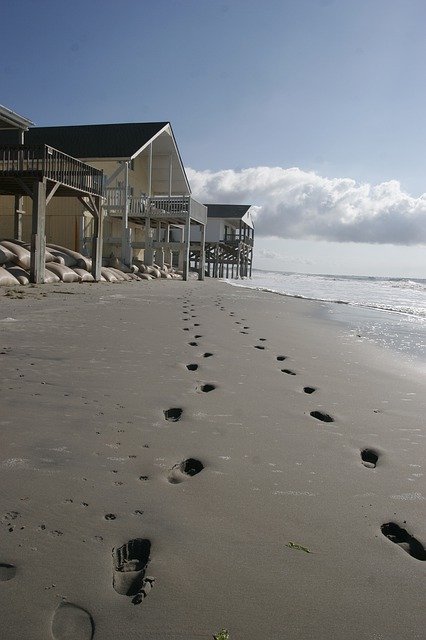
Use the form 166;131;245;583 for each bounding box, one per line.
105;189;207;225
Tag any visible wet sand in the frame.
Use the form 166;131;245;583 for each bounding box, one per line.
0;280;424;639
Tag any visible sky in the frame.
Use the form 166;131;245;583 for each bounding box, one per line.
2;0;426;277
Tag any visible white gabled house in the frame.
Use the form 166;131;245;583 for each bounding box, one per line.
0;120;207;280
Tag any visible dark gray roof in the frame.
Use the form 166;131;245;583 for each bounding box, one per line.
0;122;169;158
205;204;251;218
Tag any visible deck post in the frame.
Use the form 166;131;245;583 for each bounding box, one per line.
144;217;154;265
30;179;46;284
14;196;24;240
198;223;205;281
121;161;130;266
183;214;191;281
236;242;241;279
91;196;104;281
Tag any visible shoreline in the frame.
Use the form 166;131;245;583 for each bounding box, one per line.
0;279;424;639
224;278;426;369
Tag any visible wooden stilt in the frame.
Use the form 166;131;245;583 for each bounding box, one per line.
183;215;191;281
30;179;46;284
198;223;205;281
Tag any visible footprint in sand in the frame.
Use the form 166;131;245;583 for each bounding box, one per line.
303;386;316;394
361;449;379;468
310;411;334;423
203;352;213;358
276;356;287;361
189;341;198;347
51;602;94;640
281;369;296;376
164;408;183;422
168;458;204;484
254;345;266;350
112;538;154;604
186;364;199;371
0;563;16;581
381;523;426;561
199;383;216;393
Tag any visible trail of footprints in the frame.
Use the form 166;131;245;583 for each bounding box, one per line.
1;293;424;638
226;294;425;563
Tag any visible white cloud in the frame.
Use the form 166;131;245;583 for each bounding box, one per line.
187;166;426;245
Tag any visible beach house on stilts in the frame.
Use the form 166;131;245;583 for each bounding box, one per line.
189;204;254;278
0;121;207;281
0;105;104;283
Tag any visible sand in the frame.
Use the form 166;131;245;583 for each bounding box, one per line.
0;280;424;640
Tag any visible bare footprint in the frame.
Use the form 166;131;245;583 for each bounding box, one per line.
0;563;16;581
168;458;204;484
381;523;425;561
310;411;334;423
361;448;379;468
164;408;183;422
51;602;94;640
112;539;154;603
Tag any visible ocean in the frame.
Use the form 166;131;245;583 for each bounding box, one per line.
225;270;426;368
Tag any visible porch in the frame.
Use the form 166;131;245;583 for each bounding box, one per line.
99;190;207;280
0;143;104;282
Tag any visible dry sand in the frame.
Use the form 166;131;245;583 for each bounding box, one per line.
0;280;424;640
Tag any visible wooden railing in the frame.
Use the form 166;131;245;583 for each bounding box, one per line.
105;190;207;225
222;235;254;247
149;196;207;224
0;144;104;196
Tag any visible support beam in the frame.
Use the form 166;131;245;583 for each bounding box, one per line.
183;215;191;281
148;143;153;197
121;161;131;266
14;195;23;240
30;179;47;284
198;223;205;281
144;217;154;265
91;196;104;281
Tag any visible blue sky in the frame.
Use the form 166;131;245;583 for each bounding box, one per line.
2;0;426;277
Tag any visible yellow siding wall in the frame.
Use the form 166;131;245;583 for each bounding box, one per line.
0;157;148;257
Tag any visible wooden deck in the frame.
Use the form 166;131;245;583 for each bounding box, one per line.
0;144;104;197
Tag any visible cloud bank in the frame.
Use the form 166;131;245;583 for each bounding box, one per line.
186;166;426;245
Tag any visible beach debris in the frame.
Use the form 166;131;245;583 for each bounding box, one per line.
286;541;311;553
213;630;230;640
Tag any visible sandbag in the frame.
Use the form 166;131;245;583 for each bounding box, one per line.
139;273;153;280
107;267;126;281
0;266;20;286
45;248;75;267
5;265;30;285
47;244;92;271
22;243;55;263
1;241;31;269
73;268;95;282
46;263;79;283
43;269;61;284
108;267;132;281
0;244;16;265
146;266;161;278
100;267;118;283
